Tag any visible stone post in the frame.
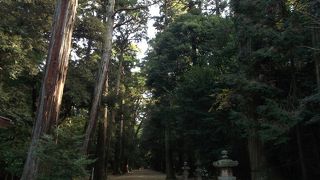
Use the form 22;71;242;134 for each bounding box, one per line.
213;150;239;180
182;161;190;180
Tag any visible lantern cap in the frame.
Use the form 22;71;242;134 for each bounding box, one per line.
213;150;239;168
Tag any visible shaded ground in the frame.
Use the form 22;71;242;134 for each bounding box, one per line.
108;169;166;180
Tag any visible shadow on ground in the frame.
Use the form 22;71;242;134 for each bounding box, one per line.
108;169;166;180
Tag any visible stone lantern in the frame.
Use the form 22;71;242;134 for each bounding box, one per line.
213;150;239;180
195;159;202;180
182;161;190;180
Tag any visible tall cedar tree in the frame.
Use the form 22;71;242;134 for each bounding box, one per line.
21;0;78;179
82;0;115;154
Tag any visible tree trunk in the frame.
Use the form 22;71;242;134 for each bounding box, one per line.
94;74;109;180
31;79;37;117
215;0;221;15
111;51;124;174
296;124;307;180
105;115;113;176
248;127;267;180
165;124;176;180
20;1;78;179
312;27;320;92
191;35;198;66
82;0;115;154
85;38;93;61
94;117;107;180
119;114;124;172
113;114;125;175
113;122;122;174
310;0;320;92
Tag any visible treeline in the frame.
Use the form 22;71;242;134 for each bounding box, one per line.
141;0;320;180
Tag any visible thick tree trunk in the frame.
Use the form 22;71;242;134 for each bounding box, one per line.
105;117;113;176
20;1;78;179
312;28;320;92
296;124;307;180
82;0;115;154
113;115;124;175
105;60;120;175
111;51;124;174
165;124;176;180
94;74;109;180
310;0;320;92
248;127;267;180
94;118;107;180
113;122;122;174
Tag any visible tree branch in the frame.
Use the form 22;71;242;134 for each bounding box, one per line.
298;45;320;51
113;17;135;29
114;5;148;14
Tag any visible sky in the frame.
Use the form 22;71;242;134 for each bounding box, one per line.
130;4;159;72
136;5;159;60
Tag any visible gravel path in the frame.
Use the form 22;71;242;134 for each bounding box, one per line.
108;169;166;180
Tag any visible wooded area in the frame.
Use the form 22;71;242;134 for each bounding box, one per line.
0;0;320;180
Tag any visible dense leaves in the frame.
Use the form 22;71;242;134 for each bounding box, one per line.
142;0;320;180
1;0;320;180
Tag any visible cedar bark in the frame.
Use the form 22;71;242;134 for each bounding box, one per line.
94;74;109;180
233;1;267;178
82;0;115;154
288;55;308;180
311;0;320;92
112;51;124;174
104;54;122;175
20;1;78;179
165;102;175;180
105;114;113;175
248;127;267;180
296;124;307;180
312;26;320;91
165;124;176;180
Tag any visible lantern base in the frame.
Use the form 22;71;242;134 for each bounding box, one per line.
218;176;236;180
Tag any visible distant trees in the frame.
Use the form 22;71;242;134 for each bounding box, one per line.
142;0;320;180
144;7;236;178
1;0;320;180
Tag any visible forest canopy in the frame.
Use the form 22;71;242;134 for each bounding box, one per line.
0;0;320;180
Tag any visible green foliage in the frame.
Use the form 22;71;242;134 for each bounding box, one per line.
146;13;235;97
0;124;31;177
0;0;320;179
36;116;94;180
257;99;295;143
143;1;320;179
299;93;320;125
0;0;54;80
143;12;238;170
173;67;237;165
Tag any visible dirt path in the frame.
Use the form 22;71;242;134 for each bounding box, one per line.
108;169;166;180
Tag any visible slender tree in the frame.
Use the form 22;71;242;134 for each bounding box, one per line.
82;0;115;154
21;0;78;179
112;50;124;174
311;0;320;91
94;74;109;180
